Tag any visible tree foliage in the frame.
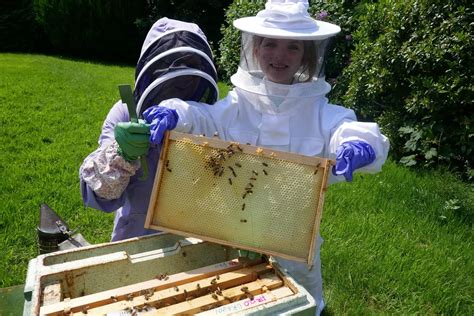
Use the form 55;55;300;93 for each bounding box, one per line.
21;0;231;63
338;0;473;174
33;0;147;62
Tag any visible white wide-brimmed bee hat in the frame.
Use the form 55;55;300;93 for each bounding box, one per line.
233;0;340;40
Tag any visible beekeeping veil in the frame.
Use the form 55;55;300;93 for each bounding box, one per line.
134;18;219;117
231;0;340;98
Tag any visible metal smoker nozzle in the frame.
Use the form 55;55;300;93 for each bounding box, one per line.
37;203;70;254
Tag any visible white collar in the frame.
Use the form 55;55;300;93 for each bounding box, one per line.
231;68;330;114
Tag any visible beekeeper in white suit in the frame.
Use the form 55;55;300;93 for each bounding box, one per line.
86;1;390;314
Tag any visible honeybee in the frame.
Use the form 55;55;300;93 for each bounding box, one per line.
235;162;242;168
240;219;247;223
313;162;321;175
263;169;268;175
228;166;237;177
242;203;246;210
262;162;268;167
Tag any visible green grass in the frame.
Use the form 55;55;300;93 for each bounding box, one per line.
0;53;472;314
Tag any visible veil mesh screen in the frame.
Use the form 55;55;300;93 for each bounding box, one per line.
147;133;330;262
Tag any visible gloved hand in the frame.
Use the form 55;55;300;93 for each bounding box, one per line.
142;106;179;145
332;140;376;182
114;120;151;162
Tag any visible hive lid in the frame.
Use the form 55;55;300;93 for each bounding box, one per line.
145;131;333;267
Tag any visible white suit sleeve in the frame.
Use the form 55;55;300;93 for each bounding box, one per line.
156;98;216;135
157;95;236;137
325;104;390;174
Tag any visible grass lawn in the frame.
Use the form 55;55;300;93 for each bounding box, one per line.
0;53;472;314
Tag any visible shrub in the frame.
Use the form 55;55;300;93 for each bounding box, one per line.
33;0;147;63
0;0;48;52
31;0;232;64
218;0;265;81
136;0;232;55
337;0;473;173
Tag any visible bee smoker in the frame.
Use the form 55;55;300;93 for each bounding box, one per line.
37;203;72;254
37;203;77;254
37;203;90;254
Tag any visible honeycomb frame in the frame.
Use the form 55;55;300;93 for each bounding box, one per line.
145;131;333;267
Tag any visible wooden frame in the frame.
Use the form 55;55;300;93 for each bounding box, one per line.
145;131;333;267
39;258;294;315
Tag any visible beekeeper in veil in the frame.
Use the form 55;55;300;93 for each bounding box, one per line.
140;1;389;314
80;18;219;241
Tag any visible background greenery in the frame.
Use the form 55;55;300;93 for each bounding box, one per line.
1;0;231;63
0;53;472;314
218;0;473;176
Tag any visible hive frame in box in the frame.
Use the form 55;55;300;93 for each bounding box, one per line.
28;234;316;315
145;131;333;268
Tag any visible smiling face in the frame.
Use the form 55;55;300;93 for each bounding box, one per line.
254;37;305;84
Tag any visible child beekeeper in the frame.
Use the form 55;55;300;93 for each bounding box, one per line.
80;18;219;240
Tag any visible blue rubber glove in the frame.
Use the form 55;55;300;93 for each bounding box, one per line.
332;140;376;182
142;106;179;145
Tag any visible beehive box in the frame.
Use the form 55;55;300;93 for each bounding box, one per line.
145;131;333;267
26;234;316;315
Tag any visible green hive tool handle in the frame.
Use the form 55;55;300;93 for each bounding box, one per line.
118;84;148;180
118;84;138;123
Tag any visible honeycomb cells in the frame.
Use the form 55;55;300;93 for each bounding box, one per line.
152;138;325;260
